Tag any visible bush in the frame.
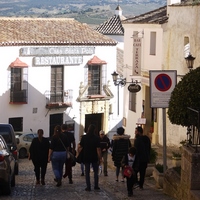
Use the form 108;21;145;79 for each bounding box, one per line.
168;67;200;127
155;163;164;173
150;148;158;163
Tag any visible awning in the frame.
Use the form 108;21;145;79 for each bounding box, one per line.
9;58;28;68
87;56;107;65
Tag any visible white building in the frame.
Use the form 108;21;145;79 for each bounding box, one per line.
121;0;200;146
0;18;121;143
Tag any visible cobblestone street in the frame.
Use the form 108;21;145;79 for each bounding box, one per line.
0;153;177;200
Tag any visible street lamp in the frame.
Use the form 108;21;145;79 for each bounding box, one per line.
185;53;195;71
111;71;141;115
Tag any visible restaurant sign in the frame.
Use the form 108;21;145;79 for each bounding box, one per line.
33;56;83;66
20;46;95;56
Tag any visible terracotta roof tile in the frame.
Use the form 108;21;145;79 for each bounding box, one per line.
9;57;28;68
0;18;117;46
87;56;107;65
122;6;168;24
95;15;125;35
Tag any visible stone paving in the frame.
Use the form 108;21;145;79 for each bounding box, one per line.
0;152;176;200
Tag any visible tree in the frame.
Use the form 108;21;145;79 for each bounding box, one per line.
168;67;200;127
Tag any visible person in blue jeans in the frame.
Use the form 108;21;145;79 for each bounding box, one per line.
48;125;69;187
80;124;102;191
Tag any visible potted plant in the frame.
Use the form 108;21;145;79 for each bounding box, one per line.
153;163;164;189
172;151;181;167
146;147;158;177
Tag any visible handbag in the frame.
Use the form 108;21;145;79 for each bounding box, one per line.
123;165;133;178
59;137;70;159
76;149;84;164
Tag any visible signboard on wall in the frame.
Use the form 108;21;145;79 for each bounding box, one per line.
150;70;177;108
132;37;142;76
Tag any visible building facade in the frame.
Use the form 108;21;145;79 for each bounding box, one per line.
121;0;200;146
0;18;121;143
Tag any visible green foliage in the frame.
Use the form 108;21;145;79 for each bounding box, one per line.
168;67;200;127
172;151;181;158
150;148;158;163
155;163;164;173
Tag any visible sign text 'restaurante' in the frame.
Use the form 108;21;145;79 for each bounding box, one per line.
33;56;83;66
20;46;95;56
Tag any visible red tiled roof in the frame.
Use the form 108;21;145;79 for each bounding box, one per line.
95;15;125;35
0;18;117;46
9;58;28;68
87;56;107;65
122;6;168;24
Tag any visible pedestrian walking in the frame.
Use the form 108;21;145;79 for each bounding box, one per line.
29;129;50;185
99;130;110;176
61;124;76;184
134;126;151;190
112;127;131;182
121;147;139;197
48;125;69;187
79;124;102;191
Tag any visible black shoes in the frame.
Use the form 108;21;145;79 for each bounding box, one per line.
56;180;62;187
85;187;91;191
41;180;45;185
94;186;100;190
69;179;73;184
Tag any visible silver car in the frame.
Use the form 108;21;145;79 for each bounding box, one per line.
15;132;37;158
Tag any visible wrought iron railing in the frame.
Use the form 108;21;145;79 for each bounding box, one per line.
45;89;73;109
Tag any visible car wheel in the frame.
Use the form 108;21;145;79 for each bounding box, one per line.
11;173;15;187
19;148;27;159
3;175;11;195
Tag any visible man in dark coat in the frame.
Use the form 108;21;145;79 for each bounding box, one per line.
134;126;151;189
29;129;50;185
80;124;101;191
99;130;110;176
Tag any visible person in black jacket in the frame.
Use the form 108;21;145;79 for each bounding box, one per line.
99;130;110;176
121;147;139;197
112;127;131;182
29;129;50;185
134;126;151;189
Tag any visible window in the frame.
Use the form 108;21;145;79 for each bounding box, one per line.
88;65;101;95
9;117;23;131
10;68;28;103
150;32;156;55
129;92;136;112
184;36;190;57
50;65;63;103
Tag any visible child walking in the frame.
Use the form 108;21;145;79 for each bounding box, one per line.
121;147;139;197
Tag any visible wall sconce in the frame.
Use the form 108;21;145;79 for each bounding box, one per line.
111;71;141;115
185;53;195;71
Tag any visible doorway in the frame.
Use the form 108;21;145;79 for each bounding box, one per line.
85;113;102;135
49;113;63;138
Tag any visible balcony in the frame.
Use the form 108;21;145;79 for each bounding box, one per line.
10;90;27;104
45;90;73;109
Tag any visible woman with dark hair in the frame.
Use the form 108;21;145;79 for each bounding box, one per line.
79;124;102;191
29;129;50;185
112;127;131;182
48;125;69;187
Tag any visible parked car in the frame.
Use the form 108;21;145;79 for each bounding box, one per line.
15;132;37;158
0;124;19;175
0;135;15;195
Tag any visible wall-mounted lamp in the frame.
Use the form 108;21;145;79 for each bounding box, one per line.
111;71;141;115
185;53;195;71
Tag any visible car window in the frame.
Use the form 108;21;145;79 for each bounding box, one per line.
0;137;7;150
23;134;35;142
0;127;12;143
